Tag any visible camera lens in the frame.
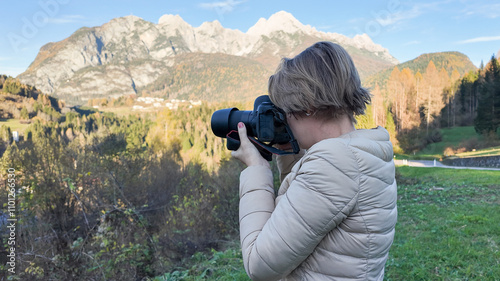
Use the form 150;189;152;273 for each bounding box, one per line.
211;108;238;138
211;108;255;138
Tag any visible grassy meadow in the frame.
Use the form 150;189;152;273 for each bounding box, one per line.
399;126;500;159
387;167;500;280
455;146;500;158
153;166;500;281
418;126;479;158
0;118;31;133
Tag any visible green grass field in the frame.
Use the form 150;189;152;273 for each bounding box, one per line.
388;167;500;280
417;126;477;158
403;126;500;159
0;118;31;133
455;146;500;157
154;167;500;280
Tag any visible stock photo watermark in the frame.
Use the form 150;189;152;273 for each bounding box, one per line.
5;168;18;275
7;0;71;53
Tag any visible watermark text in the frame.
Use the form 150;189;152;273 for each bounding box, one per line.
7;0;71;52
6;168;17;274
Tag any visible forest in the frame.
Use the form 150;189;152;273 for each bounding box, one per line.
368;55;500;153
0;54;499;280
0;98;247;279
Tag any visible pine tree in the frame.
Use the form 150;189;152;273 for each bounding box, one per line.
20;107;30;120
474;55;500;134
0;125;12;142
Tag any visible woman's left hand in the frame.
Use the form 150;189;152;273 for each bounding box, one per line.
231;122;270;168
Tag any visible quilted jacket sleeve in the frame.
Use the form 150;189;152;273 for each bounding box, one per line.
239;142;360;281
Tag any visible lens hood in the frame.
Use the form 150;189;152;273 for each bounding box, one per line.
211;107;238;138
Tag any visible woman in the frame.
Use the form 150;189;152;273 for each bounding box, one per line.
232;41;397;281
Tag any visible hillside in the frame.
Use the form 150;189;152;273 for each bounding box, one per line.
0;75;64;121
140;53;269;102
17;11;398;105
364;51;477;89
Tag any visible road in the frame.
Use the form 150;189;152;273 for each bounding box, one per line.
394;159;500;171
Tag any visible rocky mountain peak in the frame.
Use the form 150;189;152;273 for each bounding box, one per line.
158;14;190;29
104;15;144;30
196;20;225;34
247;10;315;36
352;34;397;62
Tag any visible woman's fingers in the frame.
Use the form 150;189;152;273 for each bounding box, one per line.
236;122;251;146
231;122;269;168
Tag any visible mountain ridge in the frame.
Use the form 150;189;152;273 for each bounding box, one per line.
18;11;399;105
364;51;477;89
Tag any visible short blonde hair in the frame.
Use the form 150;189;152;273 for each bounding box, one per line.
268;41;371;123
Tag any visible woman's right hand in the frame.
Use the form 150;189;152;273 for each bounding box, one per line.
231;122;270;168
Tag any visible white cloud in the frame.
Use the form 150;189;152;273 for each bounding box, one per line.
375;7;420;26
402;40;421;46
198;0;246;21
374;1;450;27
199;0;245;12
461;3;500;19
46;15;85;24
457;35;500;44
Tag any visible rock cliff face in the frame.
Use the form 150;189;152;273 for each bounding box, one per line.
18;11;398;105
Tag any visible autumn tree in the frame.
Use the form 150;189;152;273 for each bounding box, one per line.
422;60;444;133
385;66;420;132
414;71;423;113
371;83;386;126
386;67;404;131
400;68;417;129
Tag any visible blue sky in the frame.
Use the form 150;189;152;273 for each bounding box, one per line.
1;0;499;77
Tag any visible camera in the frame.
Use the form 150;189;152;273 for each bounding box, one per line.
211;95;299;160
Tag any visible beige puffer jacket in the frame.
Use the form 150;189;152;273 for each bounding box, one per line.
239;126;397;281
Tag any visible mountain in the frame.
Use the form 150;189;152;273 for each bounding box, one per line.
364;51;477;89
18;11;398;105
139;52;270;102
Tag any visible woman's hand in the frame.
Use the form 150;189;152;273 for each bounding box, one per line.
231;122;270;168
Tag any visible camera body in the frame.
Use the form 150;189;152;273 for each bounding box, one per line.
211;95;298;159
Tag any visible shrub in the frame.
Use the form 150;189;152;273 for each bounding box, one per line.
397;128;443;153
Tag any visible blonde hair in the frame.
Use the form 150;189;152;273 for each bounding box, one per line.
268;41;371;123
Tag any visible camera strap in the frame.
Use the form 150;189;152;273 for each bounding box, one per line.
226;130;300;161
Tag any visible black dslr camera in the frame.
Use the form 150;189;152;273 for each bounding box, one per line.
211;95;300;161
